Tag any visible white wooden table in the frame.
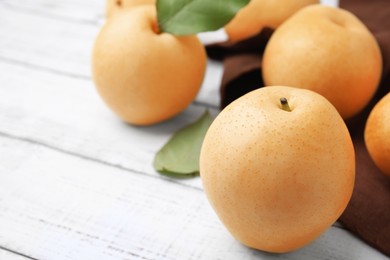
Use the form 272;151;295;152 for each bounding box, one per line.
0;1;388;259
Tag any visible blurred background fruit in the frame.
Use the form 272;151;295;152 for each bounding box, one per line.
225;0;319;42
92;6;207;125
262;5;382;119
365;92;390;176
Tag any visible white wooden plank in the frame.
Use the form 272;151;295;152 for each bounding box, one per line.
321;0;339;7
0;60;216;190
0;7;98;78
1;0;105;23
0;7;221;107
0;248;32;260
0;135;386;260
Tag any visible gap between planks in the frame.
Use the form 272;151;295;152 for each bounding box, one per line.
0;120;347;233
0;246;39;260
0;130;203;193
0;135;384;260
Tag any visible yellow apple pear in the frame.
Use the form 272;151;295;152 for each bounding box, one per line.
92;6;207;125
200;86;355;253
365;92;390;176
225;0;319;42
262;5;382;119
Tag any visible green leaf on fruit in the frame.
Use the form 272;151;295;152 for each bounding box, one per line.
153;110;213;176
157;0;250;35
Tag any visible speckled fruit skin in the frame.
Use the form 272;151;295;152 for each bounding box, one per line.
365;92;390;176
200;86;355;253
92;6;206;125
262;5;382;119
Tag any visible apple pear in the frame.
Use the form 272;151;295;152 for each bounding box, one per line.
200;86;355;253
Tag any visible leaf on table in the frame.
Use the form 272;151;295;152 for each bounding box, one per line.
153;110;213;176
157;0;250;35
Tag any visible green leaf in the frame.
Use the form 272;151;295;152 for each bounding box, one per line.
153;110;213;176
157;0;250;35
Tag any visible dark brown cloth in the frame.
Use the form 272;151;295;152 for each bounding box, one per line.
206;0;390;256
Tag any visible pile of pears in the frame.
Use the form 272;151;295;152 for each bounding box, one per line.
92;0;386;254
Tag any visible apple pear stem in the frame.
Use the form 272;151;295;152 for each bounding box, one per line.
116;0;122;7
280;97;291;112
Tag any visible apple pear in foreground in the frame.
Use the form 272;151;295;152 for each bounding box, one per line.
262;5;382;119
200;86;355;253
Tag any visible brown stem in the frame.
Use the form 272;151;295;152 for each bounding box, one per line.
280;97;291;112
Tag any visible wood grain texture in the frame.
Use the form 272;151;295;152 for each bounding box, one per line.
0;248;32;260
0;2;221;107
0;136;387;260
0;0;387;259
0;60;211;189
